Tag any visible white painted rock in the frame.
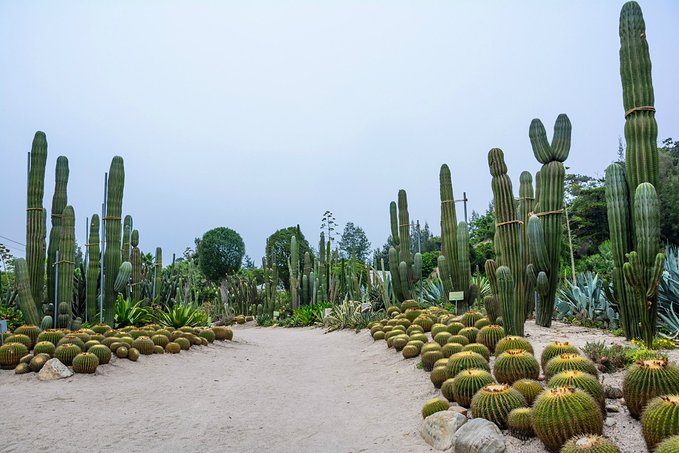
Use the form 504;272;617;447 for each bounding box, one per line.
37;358;73;381
453;418;505;453
420;411;467;450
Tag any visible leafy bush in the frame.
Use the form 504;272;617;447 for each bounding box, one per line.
556;272;618;329
114;296;153;327
292;303;332;327
155;302;210;328
659;246;679;339
0;304;24;331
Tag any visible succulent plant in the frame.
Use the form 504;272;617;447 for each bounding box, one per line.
494;349;540;384
6;334;32;349
470;383;527;428
474;318;491;329
561;435;620;453
175;337;191;350
544;354;598;381
494;336;534;356
548;370;605;414
88;344;112;365
434;332;453;347
512;379;544;405
37;329;65;345
421;398;449;418
445;351;490;379
153;345;164;354
422;350;444;372
532;386;603;452
475;325;505;353
446;322;465;335
441;378;456;402
72;352;99;373
448;334;470;346
84;340;101;351
14;325;41;348
131;336;155;355
15;363;31;374
54;344;82;366
127;347;140;361
431;366;448;389
507;407;534;440
414;317;434;332
0;343;29;369
33;341;56;356
57;336;86;351
640;395;679;450
92;324;112;335
623;358;679;419
458;327;480;344
461;311;485;328
462;343;490;361
402;344;420;359
441;342;464;358
392;336;409;352
656;435;679;453
165;342;181;354
116;346;129;358
541;341;580;369
451;368;496;408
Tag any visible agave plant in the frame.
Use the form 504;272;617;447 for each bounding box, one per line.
155;302;210;328
323;298;384;332
419;276;445;305
556;272;619;329
114;295;153;327
658;246;679;339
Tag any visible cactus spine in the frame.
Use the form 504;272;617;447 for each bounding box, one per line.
487;149;528;336
388;190;422;303
604;2;664;347
103;156;125;324
130;229;141;301
14;258;40;325
57;206;76;326
47;156;69;309
86;215;100;321
528;114;570;327
25;131;48;310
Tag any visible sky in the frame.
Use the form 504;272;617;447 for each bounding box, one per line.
1;1;678;263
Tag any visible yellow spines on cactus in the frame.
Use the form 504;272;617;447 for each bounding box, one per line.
441;342;463;358
0;343;29;369
494;349;540;384
475;324;505;353
88;344;112;365
470;384;527;428
462;343;490;361
656;435;679;453
452;368;495;408
165;342;181;354
512;379;544;405
544;353;598;381
548;370;605;414
421;398;449;418
430;366;448;389
507;407;534;440
445;351;490;379
460;311;484;327
54;344;81;366
541;341;579;369
72;352;99;373
561;435;620;453
641;395;679;450
623;358;679;419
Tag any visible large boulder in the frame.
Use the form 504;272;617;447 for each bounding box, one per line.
453;418;505;453
420;410;467;450
37;358;73;381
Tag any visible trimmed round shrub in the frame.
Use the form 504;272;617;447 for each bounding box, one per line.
470;384;527;428
541;341;580;369
544;353;598;381
445;351;490;379
452;368;495;408
494;349;540;384
88;344;112;365
495;335;534;356
72;352;99;373
507;407;534;440
623;358;679;419
548;370;605;414
532;386;603;452
421;398;449;418
641;395;679;450
561;435;620;453
54;344;81;366
512;379;544;405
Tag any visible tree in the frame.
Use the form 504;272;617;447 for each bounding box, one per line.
565;174;608;258
339;222;371;262
197;227;245;283
265;225;311;290
658;138;679;244
468;204;496;271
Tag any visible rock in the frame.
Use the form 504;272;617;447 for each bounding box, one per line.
449;404;468;417
605;418;617;427
453;418;505;453
37;358;73;381
606;404;620;413
420;411;467;451
604;385;623;399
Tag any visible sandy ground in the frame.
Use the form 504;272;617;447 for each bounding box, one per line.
0;325;437;453
1;321;676;453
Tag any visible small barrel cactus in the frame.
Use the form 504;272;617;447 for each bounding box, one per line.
431;323;448;337
131;336;155;355
452;368;496;408
153;345;165;354
402;344;420;359
495;336;534;356
441;378;456;402
421;398;449;418
548;370;605;414
656;435;679;453
6;334;32;349
88;344;112;365
623;358;679;419
29;354;49;372
15;362;31;374
462;343;490;361
414;316;434;332
512;379;544;405
57;335;86;351
165;342;181;354
434;331;453;346
544;353;598;381
92;323;112;334
561;435;620;453
474;318;491;329
422;350;444;372
116;346;129;358
37;329;66;345
441;342;464;358
541;341;580;369
494;349;540;384
34;341;56;356
14;325;41;347
532;386;603;452
72;352;99;373
460;310;484;327
448;334;470;346
458;327;480;344
128;347;140;361
470;383;527;428
54;344;82;366
446;322;464;335
641;395;679;450
0;343;29;369
84;340;101;351
445;351;490;379
152;334;170;348
476;325;506;353
430;366;448;389
507;407;534;440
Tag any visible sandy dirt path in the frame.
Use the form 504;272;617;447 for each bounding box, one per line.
0;325;436;453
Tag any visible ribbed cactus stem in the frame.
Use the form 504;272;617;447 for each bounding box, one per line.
318;232;326;304
397;190;411;267
440;164;460;295
130;229;141;301
47;156;69;310
25;131;48;310
154;247;162;300
14;258;40;325
121;215;132;261
518;171;535;318
103;156;124;324
86;215;100;321
289;235;299;310
457;221;473;312
57;206;76;324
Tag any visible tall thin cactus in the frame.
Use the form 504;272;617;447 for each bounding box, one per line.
25;131;48;310
130;229;141;301
86;214;100;322
528;114;571;327
318;232;327;304
121;215;132;261
14;258;40;326
388;189;422;303
288;235;299;310
439;164;460;294
153;247;162;300
57;206;76;327
47;156;69;309
103;156;124;324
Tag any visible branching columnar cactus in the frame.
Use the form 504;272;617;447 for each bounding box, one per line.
438;165;478;313
288;235;299;310
57;206;76;326
388;190;422;303
14;258;40;326
130;229;141;301
528;114;571;327
86;215;100;321
47;156;69;308
103;156;125;324
25;131;48;309
487;149;532;336
605;1;664;346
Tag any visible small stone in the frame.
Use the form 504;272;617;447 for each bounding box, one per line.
605;418;617;427
454;418;506;453
620;398;626;406
606;404;620;413
37;358;73;381
604;385;623;399
420;411;467;450
449;405;468;417
537;375;545;381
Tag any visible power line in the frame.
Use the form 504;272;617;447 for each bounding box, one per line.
0;234;25;247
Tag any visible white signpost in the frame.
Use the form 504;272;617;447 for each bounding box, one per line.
360;303;372;312
449;291;465;313
323;308;332;319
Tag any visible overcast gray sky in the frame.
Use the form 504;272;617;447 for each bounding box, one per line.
1;1;677;262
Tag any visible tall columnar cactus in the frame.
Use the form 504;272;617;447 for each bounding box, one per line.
518;171;535;318
47;156;69;308
302;251;311;305
103;156;125;324
86;215;100;322
528;114;571;327
121;215;132;261
318;232;327;304
439;164;460;293
288;235;299;310
130;229;141;301
487;148;529;336
605;2;663;346
387;189;422;303
25;131;48;309
57;206;76;325
14;258;41;326
153;247;162;300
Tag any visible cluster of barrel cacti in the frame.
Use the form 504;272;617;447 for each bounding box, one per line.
0;323;234;375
